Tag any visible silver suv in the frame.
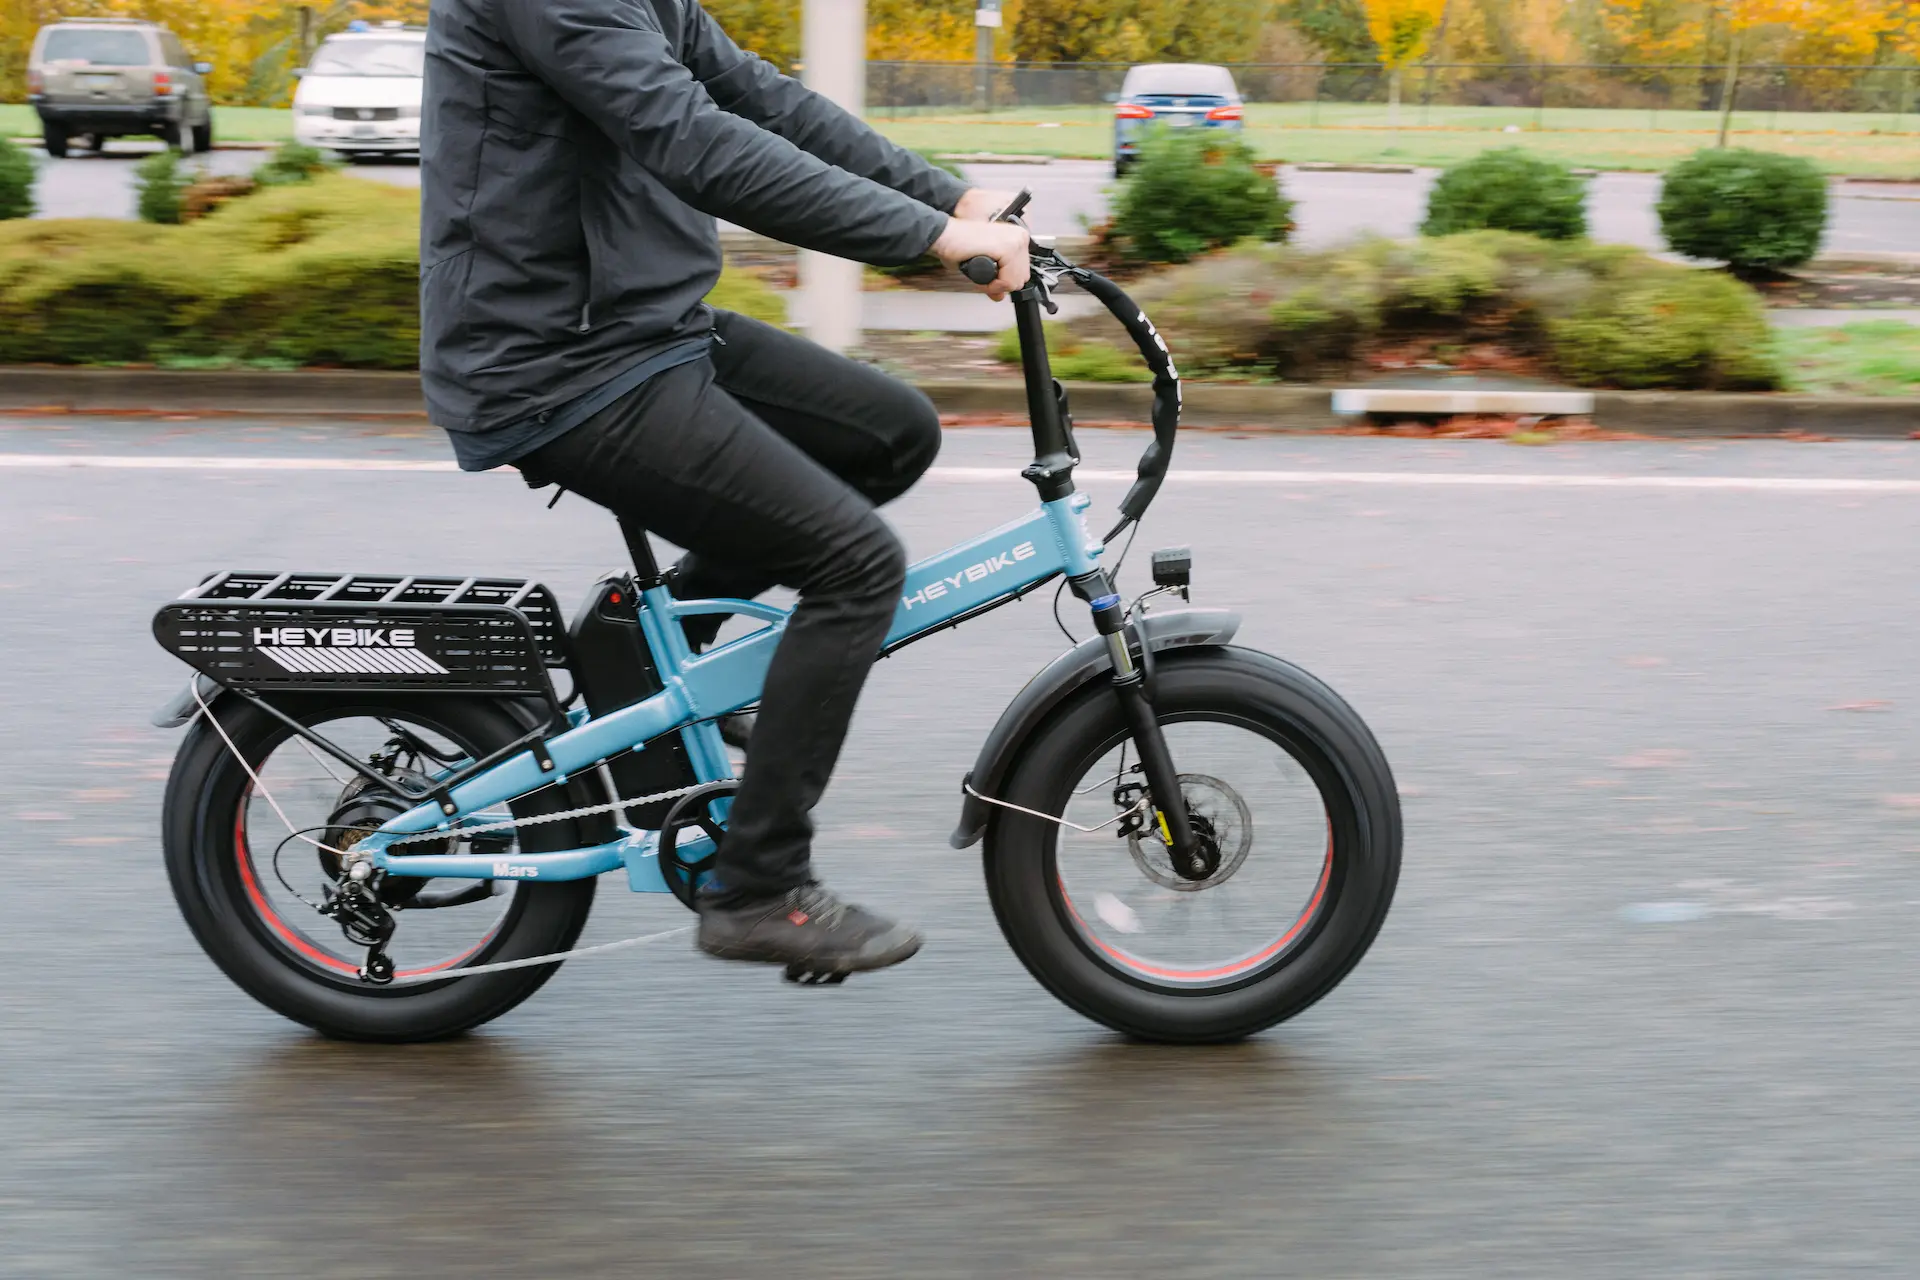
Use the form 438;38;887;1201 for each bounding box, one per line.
26;18;214;157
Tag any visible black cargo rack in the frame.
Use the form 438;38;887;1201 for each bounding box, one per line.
181;571;568;667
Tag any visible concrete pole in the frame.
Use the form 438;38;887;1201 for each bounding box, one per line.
973;0;1000;112
800;0;866;353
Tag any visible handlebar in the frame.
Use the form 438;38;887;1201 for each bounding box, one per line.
954;187;1180;541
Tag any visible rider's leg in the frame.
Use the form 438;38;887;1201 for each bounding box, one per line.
517;357;920;968
670;309;941;648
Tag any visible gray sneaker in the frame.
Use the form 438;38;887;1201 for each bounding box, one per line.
697;882;922;982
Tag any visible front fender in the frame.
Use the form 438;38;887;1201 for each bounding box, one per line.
949;607;1240;849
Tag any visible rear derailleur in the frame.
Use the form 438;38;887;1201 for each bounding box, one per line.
319;869;399;985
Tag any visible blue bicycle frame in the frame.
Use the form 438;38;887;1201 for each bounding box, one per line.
354;203;1190;895
356;495;1107;891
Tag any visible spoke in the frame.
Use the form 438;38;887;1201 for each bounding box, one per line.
295;737;353;786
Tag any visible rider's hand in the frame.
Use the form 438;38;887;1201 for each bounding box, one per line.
930;217;1030;302
954;188;1021;222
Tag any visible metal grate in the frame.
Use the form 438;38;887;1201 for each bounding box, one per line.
154;572;569;700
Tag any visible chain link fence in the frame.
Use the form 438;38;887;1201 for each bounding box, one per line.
870;62;1920;130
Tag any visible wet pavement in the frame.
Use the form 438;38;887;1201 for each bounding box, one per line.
4;418;1920;1276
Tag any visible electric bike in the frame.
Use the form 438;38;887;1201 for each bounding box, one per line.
152;192;1401;1044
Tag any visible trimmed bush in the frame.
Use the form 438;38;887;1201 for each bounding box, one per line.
1111;129;1292;265
134;151;189;225
254;141;338;188
1657;147;1828;272
1421;148;1588;240
0;138;34;221
1032;231;1780;390
0;175;785;368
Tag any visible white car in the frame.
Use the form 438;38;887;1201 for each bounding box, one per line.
293;22;424;160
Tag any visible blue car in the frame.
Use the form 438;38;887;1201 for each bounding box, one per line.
1112;63;1245;178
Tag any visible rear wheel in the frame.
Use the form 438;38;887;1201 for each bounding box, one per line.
43;122;69;158
983;648;1400;1043
163;693;597;1042
192;119;212;153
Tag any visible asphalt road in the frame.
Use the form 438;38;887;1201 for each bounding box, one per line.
25;145;1919;258
4;414;1920;1276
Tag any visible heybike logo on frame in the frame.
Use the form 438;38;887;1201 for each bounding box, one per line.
900;540;1039;611
249;626;453;677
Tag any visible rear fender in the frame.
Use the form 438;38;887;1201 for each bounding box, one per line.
152;674;225;728
949;608;1240;849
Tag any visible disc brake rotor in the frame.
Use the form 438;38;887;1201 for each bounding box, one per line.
1126;773;1253;892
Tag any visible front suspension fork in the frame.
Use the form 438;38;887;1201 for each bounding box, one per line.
1074;574;1208;879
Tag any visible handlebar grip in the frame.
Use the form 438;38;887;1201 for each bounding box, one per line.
959;256;999;286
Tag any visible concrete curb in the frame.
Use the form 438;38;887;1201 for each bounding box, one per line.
0;368;425;416
1;368;1914;439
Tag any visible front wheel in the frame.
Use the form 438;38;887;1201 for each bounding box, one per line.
983;647;1400;1043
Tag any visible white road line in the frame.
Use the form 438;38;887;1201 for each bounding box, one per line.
3;454;1919;493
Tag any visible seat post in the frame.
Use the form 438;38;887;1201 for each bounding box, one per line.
616;516;666;588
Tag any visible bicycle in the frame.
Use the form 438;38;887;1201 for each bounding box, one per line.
151;191;1402;1045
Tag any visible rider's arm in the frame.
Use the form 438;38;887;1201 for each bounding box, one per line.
678;3;970;217
490;0;946;266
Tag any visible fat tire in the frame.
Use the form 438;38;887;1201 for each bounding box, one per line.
162;693;597;1042
982;647;1400;1044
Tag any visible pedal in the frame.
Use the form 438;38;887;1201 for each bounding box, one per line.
783;964;849;986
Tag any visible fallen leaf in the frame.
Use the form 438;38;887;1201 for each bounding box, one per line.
1828;700;1892;712
1611;749;1691;769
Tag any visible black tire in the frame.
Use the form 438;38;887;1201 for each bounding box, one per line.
983;647;1401;1044
163;693;597;1042
43;123;69;159
192;119;213;153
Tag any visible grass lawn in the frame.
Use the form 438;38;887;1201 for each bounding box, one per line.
1;103;292;142
7;97;1913;173
874;102;1920;177
1775;321;1920;396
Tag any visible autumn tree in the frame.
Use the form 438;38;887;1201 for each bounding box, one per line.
1360;0;1447;125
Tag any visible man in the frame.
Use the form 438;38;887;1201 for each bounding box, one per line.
419;0;1029;978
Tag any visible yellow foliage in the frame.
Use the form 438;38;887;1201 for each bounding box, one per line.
1600;0;1914;64
1361;0;1448;70
0;0;427;106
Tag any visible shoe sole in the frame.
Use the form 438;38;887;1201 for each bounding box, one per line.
698;933;923;975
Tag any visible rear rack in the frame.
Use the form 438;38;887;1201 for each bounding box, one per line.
182;571;567;667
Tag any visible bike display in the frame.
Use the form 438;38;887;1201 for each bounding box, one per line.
151;191;1402;1044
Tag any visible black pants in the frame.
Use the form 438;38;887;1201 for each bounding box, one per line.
519;310;941;897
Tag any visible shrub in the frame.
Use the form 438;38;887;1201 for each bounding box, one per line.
0;138;34;221
254;141;338;188
0;174;785;368
992;322;1152;382
1420;148;1588;240
134;151;190;225
1028;231;1780;390
180;174;258;223
1111;128;1292;265
1657;148;1828;272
